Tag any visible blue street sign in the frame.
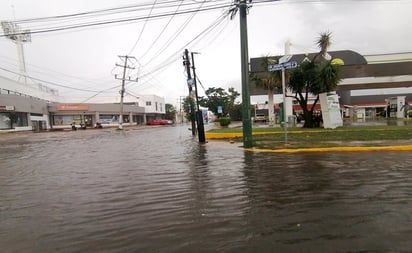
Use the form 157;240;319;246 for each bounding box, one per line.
268;64;283;71
268;61;298;72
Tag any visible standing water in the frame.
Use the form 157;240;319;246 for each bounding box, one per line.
1;125;411;252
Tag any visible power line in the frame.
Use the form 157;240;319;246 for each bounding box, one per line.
0;54;115;91
128;0;158;55
138;11;229;81
133;11;229;97
13;0;222;24
141;0;206;66
0;66;105;92
0;2;232;37
0;3;230;101
138;0;184;61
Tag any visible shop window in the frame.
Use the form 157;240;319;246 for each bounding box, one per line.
0;112;28;129
99;114;119;124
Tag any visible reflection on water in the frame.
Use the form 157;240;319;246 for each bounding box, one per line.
1;126;411;252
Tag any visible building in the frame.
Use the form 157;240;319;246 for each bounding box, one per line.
249;50;412;120
0;76;166;132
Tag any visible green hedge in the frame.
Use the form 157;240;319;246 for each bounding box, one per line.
219;117;231;127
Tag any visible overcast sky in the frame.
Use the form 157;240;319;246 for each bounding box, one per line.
1;0;411;106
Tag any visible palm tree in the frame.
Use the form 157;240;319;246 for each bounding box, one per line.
288;32;341;128
250;56;282;125
313;31;332;63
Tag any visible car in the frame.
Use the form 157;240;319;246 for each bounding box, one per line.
147;119;172;125
253;114;267;123
147;119;162;125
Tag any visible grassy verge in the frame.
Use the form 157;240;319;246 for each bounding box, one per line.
206;125;412;149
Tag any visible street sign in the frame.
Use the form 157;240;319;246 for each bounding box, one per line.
268;64;283;71
268;61;298;72
279;54;292;64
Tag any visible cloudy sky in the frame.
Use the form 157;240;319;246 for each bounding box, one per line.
1;0;411;106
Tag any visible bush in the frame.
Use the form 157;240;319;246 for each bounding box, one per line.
219;117;231;127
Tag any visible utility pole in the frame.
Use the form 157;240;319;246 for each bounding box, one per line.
238;0;253;148
183;49;196;136
115;55;138;130
191;52;206;143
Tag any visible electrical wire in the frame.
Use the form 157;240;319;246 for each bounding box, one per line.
138;0;185;62
141;0;187;62
3;0;407;101
138;11;229;82
14;0;221;24
0;1;232;101
0;54;115;91
128;0;158;55
0;1;232;37
0;66;104;92
132;10;230;96
134;0;208;68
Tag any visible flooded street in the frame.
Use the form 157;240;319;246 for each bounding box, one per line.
1;125;412;252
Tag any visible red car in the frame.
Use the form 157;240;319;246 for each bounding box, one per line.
147;119;170;125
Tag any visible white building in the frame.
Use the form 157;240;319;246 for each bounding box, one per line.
0;76;166;131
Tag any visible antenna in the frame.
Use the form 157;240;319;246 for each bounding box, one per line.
1;21;31;84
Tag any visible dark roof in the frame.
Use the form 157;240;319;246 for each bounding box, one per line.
250;50;367;72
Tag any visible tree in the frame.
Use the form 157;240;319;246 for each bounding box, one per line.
250;56;282;125
182;96;195;122
165;103;176;121
198;87;240;118
288;32;341;128
228;103;243;121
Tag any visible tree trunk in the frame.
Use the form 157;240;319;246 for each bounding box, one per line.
302;109;313;128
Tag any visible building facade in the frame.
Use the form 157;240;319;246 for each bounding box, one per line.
0;76;166;132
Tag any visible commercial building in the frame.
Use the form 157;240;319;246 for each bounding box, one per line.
249;51;412;121
0;75;166;132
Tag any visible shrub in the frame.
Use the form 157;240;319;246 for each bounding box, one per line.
219;117;231;127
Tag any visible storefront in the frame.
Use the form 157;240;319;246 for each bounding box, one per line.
48;103;146;129
0;94;49;131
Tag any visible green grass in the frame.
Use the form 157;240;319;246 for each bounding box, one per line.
208;125;412;149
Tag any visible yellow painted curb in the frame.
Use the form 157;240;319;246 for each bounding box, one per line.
244;145;412;153
205;132;275;139
206;130;412;153
205;129;366;139
205;132;243;139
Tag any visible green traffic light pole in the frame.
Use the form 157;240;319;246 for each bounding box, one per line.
239;0;253;148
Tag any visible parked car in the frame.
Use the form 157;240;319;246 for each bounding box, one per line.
147;119;162;125
253;114;267;123
147;119;172;125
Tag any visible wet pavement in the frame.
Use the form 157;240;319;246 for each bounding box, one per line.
1;125;411;252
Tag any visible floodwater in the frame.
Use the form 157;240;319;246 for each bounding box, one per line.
1;125;411;253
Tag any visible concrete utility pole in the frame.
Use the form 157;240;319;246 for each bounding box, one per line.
238;0;253;148
115;55;138;130
191;52;206;143
183;49;197;136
